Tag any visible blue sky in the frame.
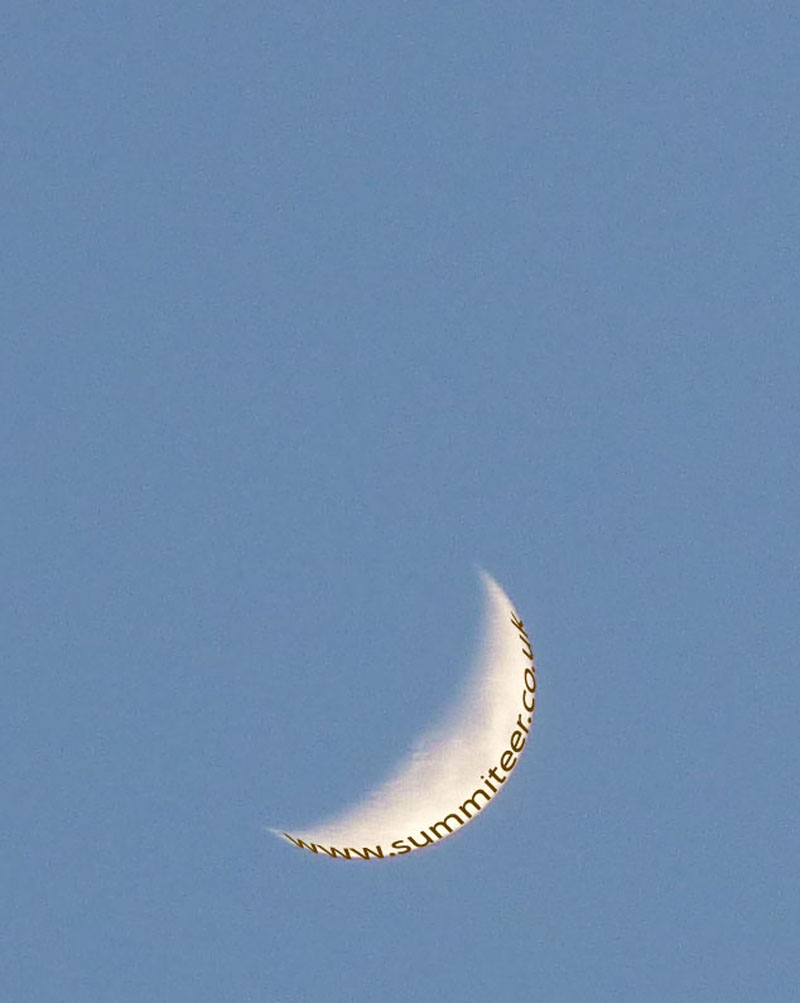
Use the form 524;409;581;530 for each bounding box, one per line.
3;3;798;1000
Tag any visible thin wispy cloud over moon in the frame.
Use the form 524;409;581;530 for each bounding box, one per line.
274;572;538;859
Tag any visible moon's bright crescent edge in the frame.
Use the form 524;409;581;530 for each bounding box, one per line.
272;572;537;860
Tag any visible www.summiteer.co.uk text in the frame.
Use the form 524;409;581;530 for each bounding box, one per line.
281;610;536;860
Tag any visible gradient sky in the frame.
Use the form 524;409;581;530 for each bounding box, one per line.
3;3;799;1001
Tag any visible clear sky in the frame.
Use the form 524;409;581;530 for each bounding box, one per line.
3;3;798;1001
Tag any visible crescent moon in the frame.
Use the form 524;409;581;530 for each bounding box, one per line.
273;571;537;860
